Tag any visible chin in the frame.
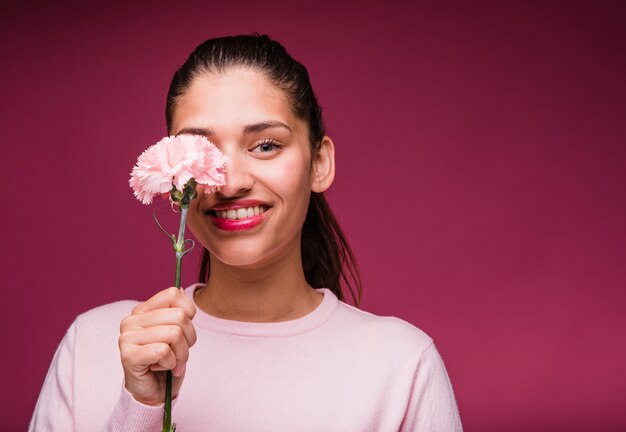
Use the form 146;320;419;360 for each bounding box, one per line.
214;254;265;269
207;238;300;270
208;245;277;269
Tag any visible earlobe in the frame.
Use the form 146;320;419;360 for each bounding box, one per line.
311;136;335;193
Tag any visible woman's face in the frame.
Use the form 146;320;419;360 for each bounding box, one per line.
172;68;318;269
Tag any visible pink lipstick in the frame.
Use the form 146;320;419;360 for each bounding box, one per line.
207;200;270;232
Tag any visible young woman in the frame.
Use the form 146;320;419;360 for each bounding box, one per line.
30;34;462;431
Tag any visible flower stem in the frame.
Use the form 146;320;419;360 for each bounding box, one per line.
163;206;189;432
174;206;188;288
163;370;174;432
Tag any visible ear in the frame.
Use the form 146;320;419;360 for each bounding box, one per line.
311;136;335;193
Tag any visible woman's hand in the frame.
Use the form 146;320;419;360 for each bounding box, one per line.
118;287;197;406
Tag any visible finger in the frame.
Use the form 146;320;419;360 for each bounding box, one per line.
120;308;197;347
151;361;186;378
123;325;190;362
124;343;177;372
121;326;190;366
132;287;196;318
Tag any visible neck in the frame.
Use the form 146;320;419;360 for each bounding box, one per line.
194;248;323;323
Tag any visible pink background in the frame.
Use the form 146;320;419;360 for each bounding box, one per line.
2;1;625;431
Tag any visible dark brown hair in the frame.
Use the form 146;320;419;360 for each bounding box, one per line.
165;34;362;307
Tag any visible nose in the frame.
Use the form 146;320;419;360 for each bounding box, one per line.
215;150;254;198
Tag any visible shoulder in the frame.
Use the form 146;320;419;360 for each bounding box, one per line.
66;300;140;380
75;299;139;328
333;300;434;360
335;300;433;345
70;299;140;345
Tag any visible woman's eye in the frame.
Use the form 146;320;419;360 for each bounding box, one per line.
251;140;281;153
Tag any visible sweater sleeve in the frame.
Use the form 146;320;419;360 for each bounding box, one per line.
399;343;463;432
29;321;77;431
29;315;164;431
101;387;165;432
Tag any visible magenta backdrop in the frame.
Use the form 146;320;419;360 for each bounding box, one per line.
2;1;625;431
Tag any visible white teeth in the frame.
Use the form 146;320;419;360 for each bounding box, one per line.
216;206;267;220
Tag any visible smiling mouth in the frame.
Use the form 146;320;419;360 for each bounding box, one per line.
209;205;270;220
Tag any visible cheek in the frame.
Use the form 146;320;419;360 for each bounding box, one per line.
269;158;312;206
185;196;211;243
185;203;202;239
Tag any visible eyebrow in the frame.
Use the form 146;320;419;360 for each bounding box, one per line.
176;121;292;137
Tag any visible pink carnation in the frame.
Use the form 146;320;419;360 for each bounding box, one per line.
129;135;227;205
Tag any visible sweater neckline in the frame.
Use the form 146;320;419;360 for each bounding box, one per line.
184;284;339;337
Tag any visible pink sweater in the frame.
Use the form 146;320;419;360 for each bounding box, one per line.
30;285;462;431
